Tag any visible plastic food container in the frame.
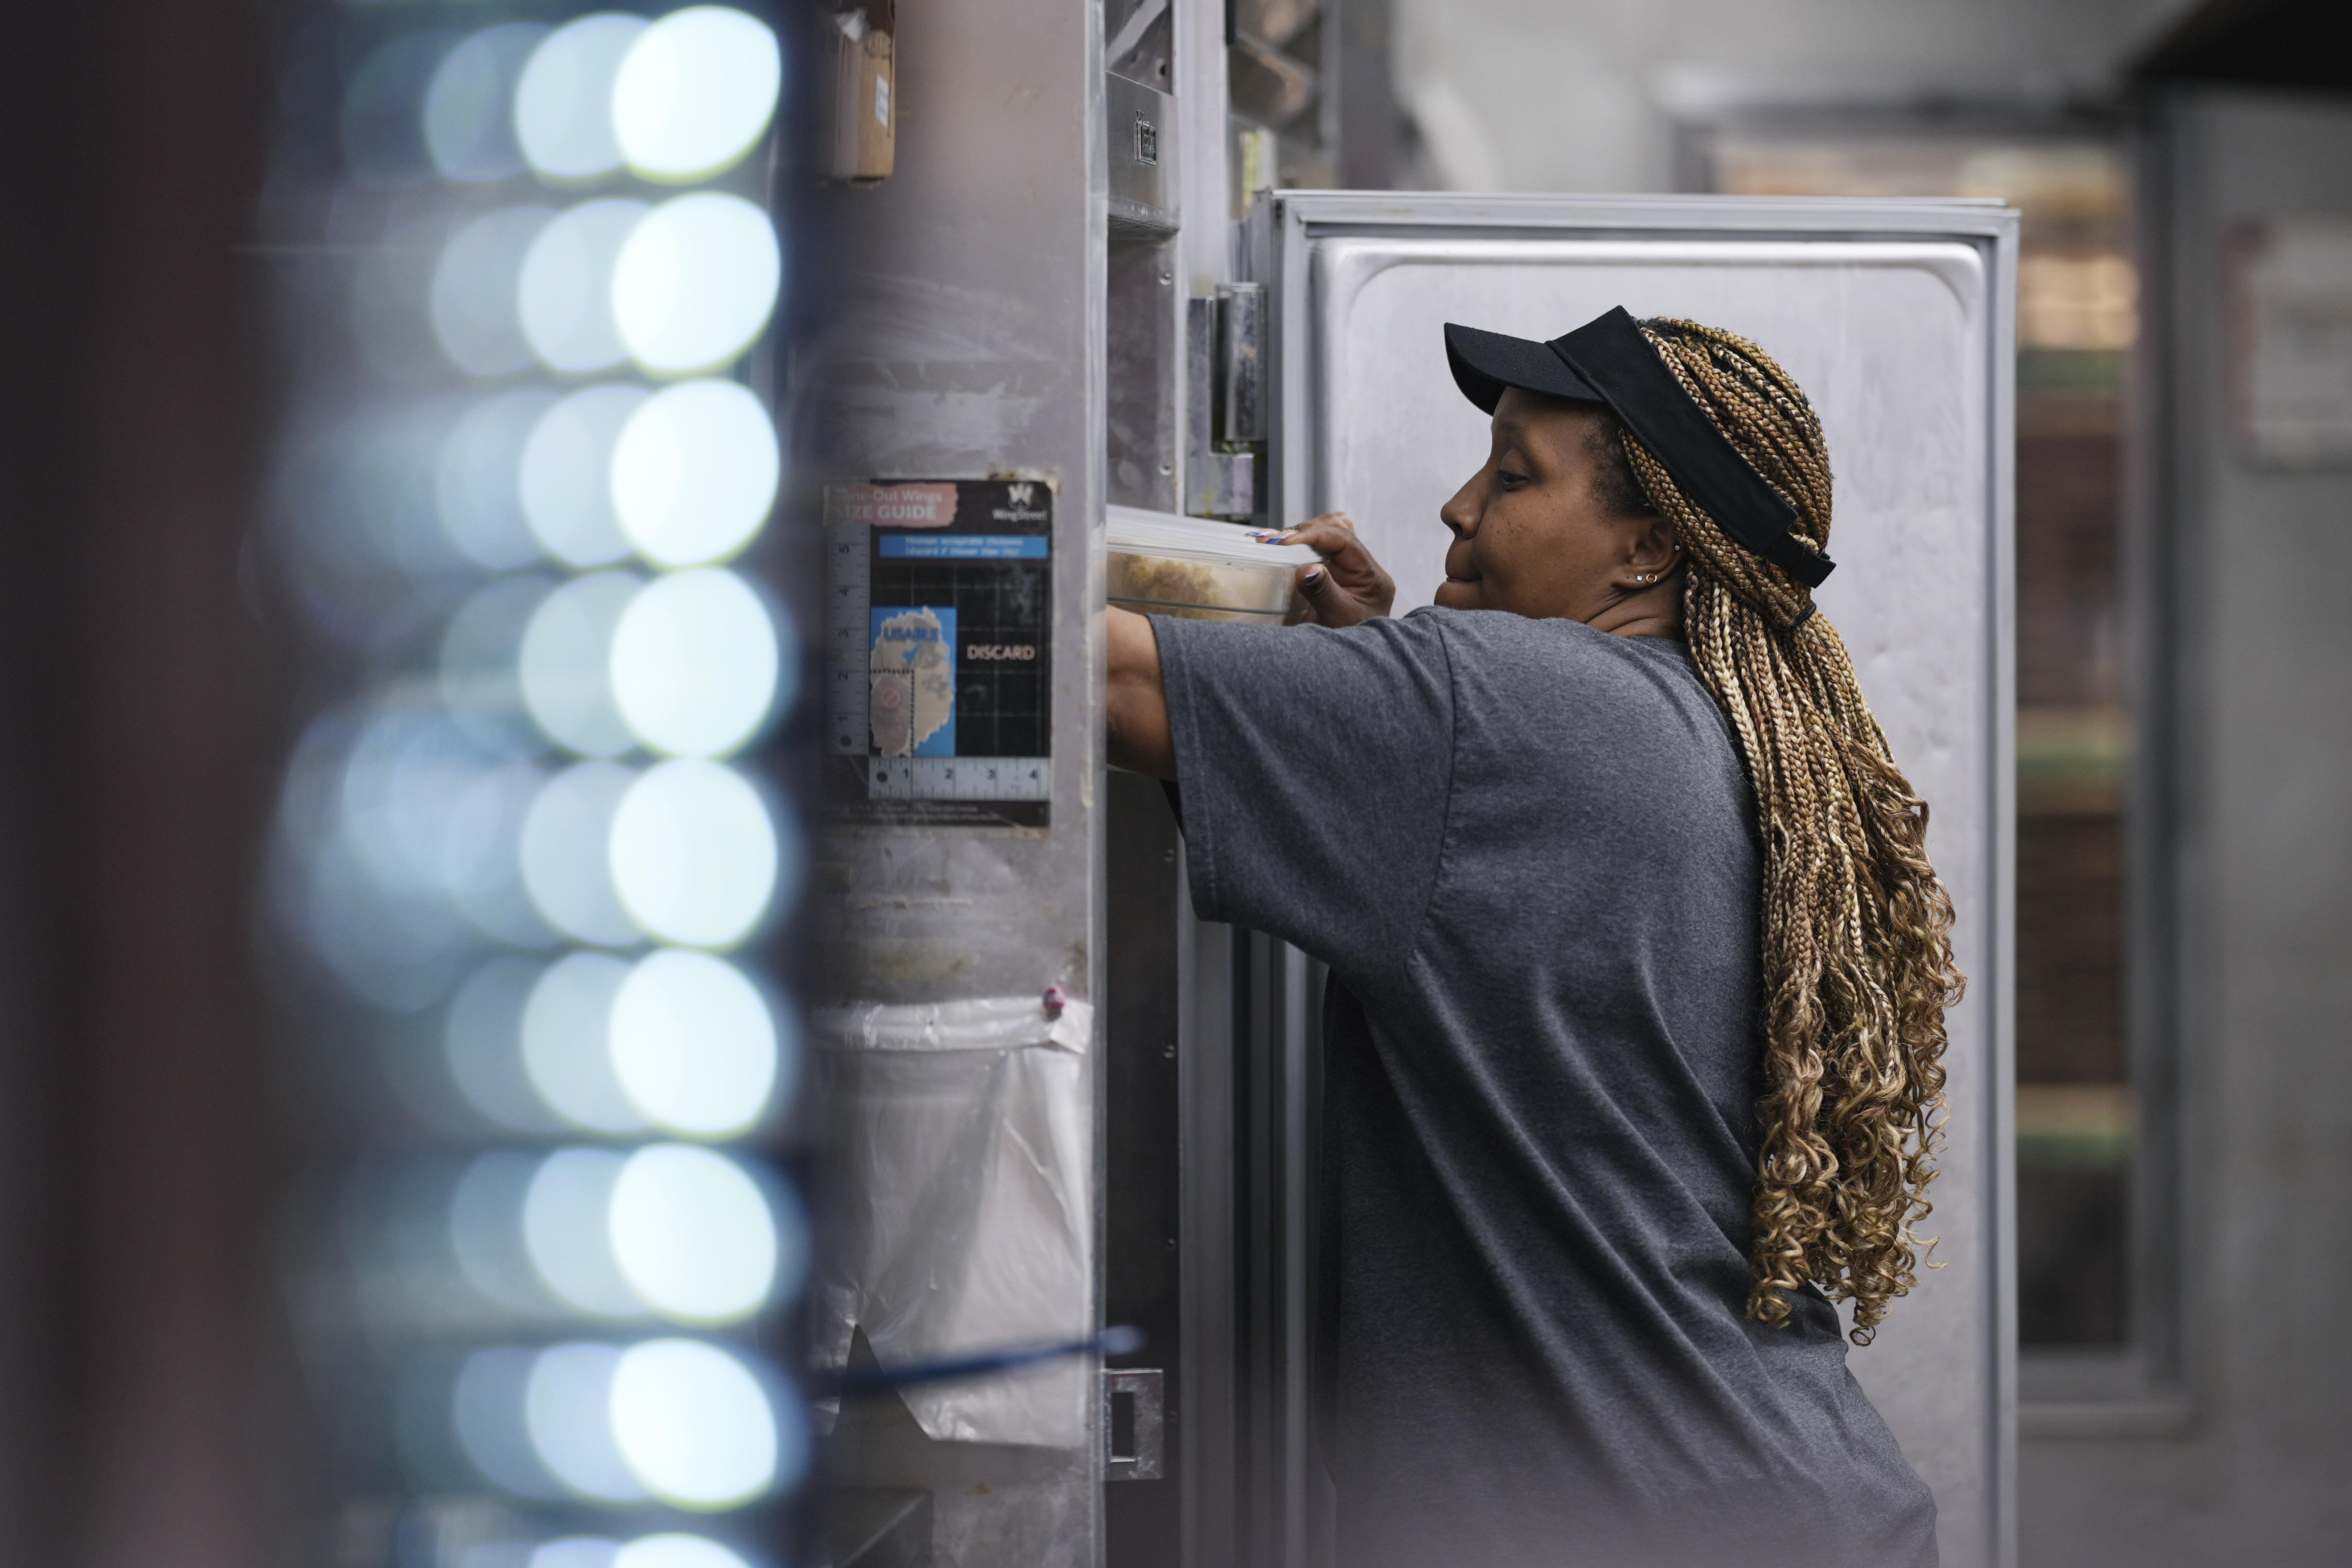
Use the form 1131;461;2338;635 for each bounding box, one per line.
1106;505;1317;621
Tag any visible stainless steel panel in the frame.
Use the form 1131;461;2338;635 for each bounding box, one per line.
1110;236;1181;511
800;0;1110;1560
1109;73;1178;235
1256;191;2017;1568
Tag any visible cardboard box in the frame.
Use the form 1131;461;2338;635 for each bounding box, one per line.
824;1;896;185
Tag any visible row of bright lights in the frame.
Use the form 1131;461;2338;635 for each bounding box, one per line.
526;1536;761;1568
433;191;780;379
449;1141;803;1324
397;8;782;189
440;378;779;572
311;744;789;952
448;949;792;1139
451;1335;803;1508
445;565;786;759
308;7;801;1539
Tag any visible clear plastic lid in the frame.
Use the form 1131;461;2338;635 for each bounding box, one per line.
1106;506;1314;620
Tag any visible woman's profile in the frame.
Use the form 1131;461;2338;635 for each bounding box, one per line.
1106;308;1963;1567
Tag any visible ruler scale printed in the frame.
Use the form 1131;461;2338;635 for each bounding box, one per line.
823;480;1053;827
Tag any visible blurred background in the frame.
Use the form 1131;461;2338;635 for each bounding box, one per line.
0;0;2345;1564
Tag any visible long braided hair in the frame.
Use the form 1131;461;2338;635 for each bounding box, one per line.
1616;318;1965;1344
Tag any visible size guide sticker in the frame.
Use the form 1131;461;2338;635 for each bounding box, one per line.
824;480;1052;827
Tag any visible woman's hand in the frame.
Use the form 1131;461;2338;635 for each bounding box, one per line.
1258;512;1395;627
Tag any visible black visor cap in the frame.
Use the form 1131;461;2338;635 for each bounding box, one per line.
1444;322;1603;414
1441;308;1834;589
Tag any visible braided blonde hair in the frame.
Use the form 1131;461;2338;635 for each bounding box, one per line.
1622;318;1965;1344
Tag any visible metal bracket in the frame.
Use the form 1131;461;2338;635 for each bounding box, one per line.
1215;282;1266;444
1102;1368;1165;1480
1185;288;1262;519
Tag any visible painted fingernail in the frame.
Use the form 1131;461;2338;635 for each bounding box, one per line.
1303;567;1324;584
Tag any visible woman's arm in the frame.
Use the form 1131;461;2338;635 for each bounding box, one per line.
1106;513;1396;778
1106;606;1174;778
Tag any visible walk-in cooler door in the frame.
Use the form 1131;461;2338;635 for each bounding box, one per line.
1250;192;2020;1568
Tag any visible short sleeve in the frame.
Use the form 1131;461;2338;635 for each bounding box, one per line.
1151;611;1456;984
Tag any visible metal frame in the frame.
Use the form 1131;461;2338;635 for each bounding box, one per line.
1240;189;2020;1568
2008;95;2196;1436
804;0;1110;1561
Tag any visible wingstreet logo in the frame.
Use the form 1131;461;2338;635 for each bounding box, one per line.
991;481;1048;523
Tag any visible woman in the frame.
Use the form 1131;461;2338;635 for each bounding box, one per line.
1106;309;1962;1567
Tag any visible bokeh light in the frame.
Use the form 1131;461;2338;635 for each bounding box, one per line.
534;1537;753;1568
611;7;782;183
610;379;779;567
524;1148;641;1315
521;573;643;757
424;23;548;183
527;1342;649;1500
610;569;781;757
520;198;650;373
340;704;489;897
609;761;782;948
519;761;643;944
522;954;648;1133
342;32;456;191
285;700;493;1008
609;949;784;1137
439;390;559;569
433;206;557;377
514;14;650;183
609;1339;783;1507
522;384;648;567
612;194;780;376
442;762;558;945
534;1540;622;1568
617;1537;756;1568
290;0;805;1538
609;1144;780;1323
446;957;561;1133
451;1151;559;1314
441;576;555;753
455;1346;565;1499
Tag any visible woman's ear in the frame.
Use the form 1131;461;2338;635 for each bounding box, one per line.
1624;514;1680;575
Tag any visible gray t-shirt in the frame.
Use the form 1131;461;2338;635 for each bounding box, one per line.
1153;607;1936;1568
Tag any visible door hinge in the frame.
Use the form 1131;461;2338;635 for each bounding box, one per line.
1186;283;1264;521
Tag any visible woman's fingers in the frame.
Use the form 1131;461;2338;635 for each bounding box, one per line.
1292;560;1373;627
1272;512;1363;562
1255;511;1396;620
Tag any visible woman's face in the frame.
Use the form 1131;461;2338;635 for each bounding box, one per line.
1434;387;1678;624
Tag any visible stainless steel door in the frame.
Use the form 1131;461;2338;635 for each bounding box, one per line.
1250;192;2019;1568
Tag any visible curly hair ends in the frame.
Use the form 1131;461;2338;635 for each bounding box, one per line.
1625;317;1967;1344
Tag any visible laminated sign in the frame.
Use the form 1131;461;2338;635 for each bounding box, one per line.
825;480;1052;827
